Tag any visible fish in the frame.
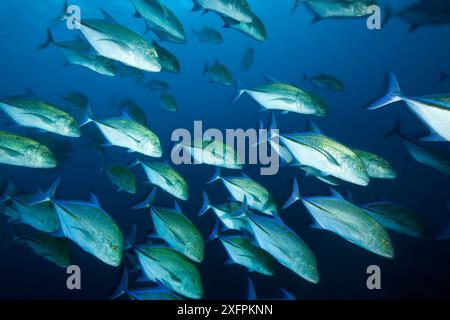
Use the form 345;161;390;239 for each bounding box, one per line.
152;40;181;73
131;0;186;43
192;25;224;43
119;99;148;126
239;201;319;283
81;107;162;158
390;0;450;32
131;160;189;201
192;0;255;23
368;73;450;142
208;220;276;276
384;120;450;176
115;63;145;79
147;79;170;91
6;180;60;233
352;149;397;179
33;189;123;267
292;0;377;22
104;164;137;194
61;91;90;116
299;165;341;186
58;4;161;72
11;230;71;268
0;130;57;168
134;244;203;299
240;44;255;71
37;29;117;76
301;73;344;92
234;76;328;116
173;139;242;170
111;268;182;300
202;60;234;86
135;194;204;262
0;94;81;137
159;93;177;112
273;119;370;186
208;168;277;216
362;199;428;238
284;179;394;259
247;278;295;300
222;11;267;42
198;191;252;233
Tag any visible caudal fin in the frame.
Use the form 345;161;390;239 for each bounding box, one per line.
124;225;136;250
25;177;60;205
367;73;403;110
232;78;245;103
110;268;129;300
206;219;220;242
206;168;221;184
282;177;301;209
132;188;156;210
198;191;212;216
37;28;55;50
79;103;94;127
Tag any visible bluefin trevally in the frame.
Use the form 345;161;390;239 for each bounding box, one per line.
202;60;234;86
208;220;276;276
192;0;255;23
208;168;277;216
193;25;223;44
301;73;344;92
104;164;137;194
284;178;394;259
234;76;328;116
152;40;181;73
221;11;267;42
352;149;397;179
131;160;189;201
0;130;57;168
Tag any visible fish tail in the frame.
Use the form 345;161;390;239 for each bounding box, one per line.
128;158;141;168
206;219;220;242
25;177;60;205
383;119;402;138
0;180;19;204
124;225;136;250
198;191;212;216
279;288;295;300
201;61;209;76
367;73;403;110
282;177;301;209
37;28;55;50
79;103;94;127
206;168;221;184
232;78;245;103
132;188;156;210
50;0;69;27
247;278;257;300
110;267;129;300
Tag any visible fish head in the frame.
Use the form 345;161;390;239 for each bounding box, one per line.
182;274;203;299
29;145;57;168
139;45;162;73
57;115;81;138
96;234;123;267
185;242;204;263
342;157;370;186
140;135;162;157
370;160;397;179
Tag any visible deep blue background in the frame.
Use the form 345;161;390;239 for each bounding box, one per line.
0;0;450;299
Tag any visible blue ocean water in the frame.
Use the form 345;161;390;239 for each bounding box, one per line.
0;0;450;299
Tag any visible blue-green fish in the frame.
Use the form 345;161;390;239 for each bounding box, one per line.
301;73;344;92
134;244;203;299
198;192;252;233
119;99;147;126
208;221;276;276
174;139;242;170
234;76;328;116
0;130;57;168
292;0;376;21
192;0;255;23
58;4;161;72
352;149;397;179
131;0;186;43
284;179;394;259
202;60;234;86
104;164;137;194
208;168;277;216
12;230;70;268
160;93;177;112
0;94;80;137
34;190;123;267
222;11;267;42
81;108;162;158
362;200;428;238
152;40;180;73
131;160;189;201
368;73;450;141
193;25;223;44
111;268;181;300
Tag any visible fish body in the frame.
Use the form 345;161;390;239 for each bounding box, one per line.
160;93;177;112
303;73;344;92
105;164;137;194
203;60;233;86
192;0;255;23
152;40;180;73
193;25;223;43
0;130;57;168
222;12;267;42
